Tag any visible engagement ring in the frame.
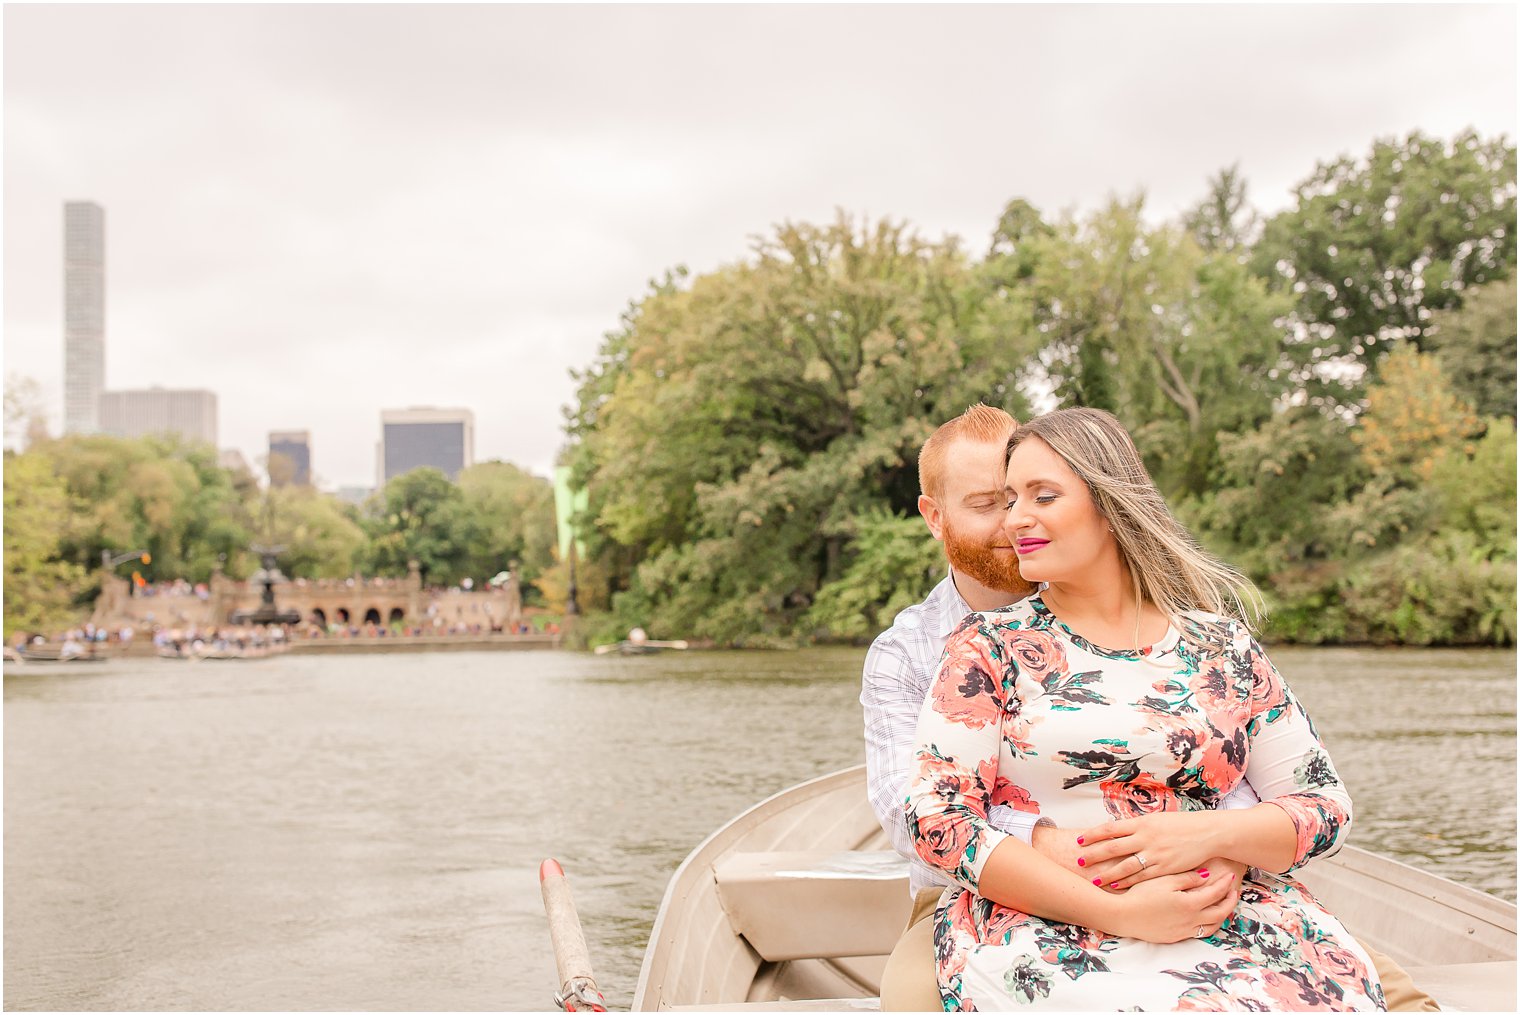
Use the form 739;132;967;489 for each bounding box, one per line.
1135;853;1148;870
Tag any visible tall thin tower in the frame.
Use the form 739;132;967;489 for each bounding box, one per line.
63;201;105;434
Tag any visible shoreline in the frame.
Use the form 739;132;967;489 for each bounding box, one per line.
286;634;562;654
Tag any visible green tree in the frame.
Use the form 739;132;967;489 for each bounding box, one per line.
263;486;368;579
44;434;253;581
1182;164;1260;255
4;451;87;637
1427;421;1517;559
1423;275;1518;419
363;468;481;584
457;461;556;586
1186;407;1369;577
804;508;943;641
1027;197;1293;496
1253;130;1516;398
566;213;1037;644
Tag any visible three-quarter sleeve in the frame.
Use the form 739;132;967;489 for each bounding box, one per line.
1239;629;1354;873
904;619;1011;892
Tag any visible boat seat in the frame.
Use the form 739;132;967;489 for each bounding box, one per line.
1406;960;1517;1012
669;1000;879;1012
712;850;912;962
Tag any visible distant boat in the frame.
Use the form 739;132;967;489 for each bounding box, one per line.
592;627;690;656
544;765;1517;1012
17;643;110;663
593;640;689;656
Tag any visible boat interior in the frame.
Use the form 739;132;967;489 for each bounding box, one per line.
632;767;1517;1012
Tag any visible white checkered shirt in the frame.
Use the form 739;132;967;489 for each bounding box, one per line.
861;574;1044;895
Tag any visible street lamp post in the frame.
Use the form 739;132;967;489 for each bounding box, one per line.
101;549;150;570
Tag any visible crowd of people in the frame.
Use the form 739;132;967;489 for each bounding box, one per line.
155;625;286;659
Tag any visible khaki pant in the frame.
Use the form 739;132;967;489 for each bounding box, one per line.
879;888;1439;1012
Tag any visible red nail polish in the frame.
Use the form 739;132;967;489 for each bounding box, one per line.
1092;877;1102;886
1077;857;1086;867
1199;869;1210;878
1076;837;1085;845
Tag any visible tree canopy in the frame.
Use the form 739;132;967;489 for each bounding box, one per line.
4;128;1513;648
561;129;1515;647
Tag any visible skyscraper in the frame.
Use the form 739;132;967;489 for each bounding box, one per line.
379;407;474;485
269;430;312;486
64;202;106;434
99;387;218;446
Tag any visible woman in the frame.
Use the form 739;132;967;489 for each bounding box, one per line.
905;408;1383;1011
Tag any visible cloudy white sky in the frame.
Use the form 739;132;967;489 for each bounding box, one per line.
5;4;1515;488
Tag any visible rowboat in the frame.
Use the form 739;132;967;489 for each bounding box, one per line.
588;765;1515;1012
593;640;690;656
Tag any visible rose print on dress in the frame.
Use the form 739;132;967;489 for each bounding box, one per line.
905;599;1379;1011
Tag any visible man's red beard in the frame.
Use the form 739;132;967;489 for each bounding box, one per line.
943;519;1036;598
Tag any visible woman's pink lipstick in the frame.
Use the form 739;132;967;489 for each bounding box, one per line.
1016;538;1049;555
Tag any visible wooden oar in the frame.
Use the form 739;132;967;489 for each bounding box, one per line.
539;859;608;1012
591;639;690;655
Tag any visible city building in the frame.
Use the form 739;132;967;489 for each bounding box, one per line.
63;201;106;434
268;430;312;486
219;448;254;480
378;407;474;485
99;387;218;447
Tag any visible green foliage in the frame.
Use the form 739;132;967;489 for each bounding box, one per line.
568;213;1038;645
6;131;1514;649
265;486;367;579
1253;129;1517;400
43;433;254;581
3;430;561;634
1427;421;1517;557
1341;531;1516;646
1183;164;1260;255
1183;407;1369;578
1424;276;1518;419
804;508;944;641
4;451;88;636
362;468;482;584
1026;197;1292;497
456;461;558;586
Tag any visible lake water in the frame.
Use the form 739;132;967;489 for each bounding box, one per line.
4;646;1515;1010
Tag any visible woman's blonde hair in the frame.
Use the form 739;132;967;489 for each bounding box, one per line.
1007;407;1265;631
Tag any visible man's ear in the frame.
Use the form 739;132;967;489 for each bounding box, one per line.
918;494;945;541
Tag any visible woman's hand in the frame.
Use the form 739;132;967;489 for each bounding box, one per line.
1075;812;1225;889
1103;869;1240;944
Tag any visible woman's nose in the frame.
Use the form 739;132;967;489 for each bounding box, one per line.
1003;503;1030;536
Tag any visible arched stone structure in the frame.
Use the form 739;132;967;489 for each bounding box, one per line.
90;558;526;636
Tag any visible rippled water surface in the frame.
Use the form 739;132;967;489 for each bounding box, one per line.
5;646;1514;1010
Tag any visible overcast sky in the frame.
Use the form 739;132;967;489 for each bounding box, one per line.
5;4;1515;488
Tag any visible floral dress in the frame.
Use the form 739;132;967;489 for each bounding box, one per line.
905;597;1385;1011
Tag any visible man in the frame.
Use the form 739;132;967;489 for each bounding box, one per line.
861;404;1435;1012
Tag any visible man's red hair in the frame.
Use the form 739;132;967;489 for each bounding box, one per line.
917;404;1017;500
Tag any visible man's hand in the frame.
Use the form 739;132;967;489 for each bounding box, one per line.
1029;823;1084;874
